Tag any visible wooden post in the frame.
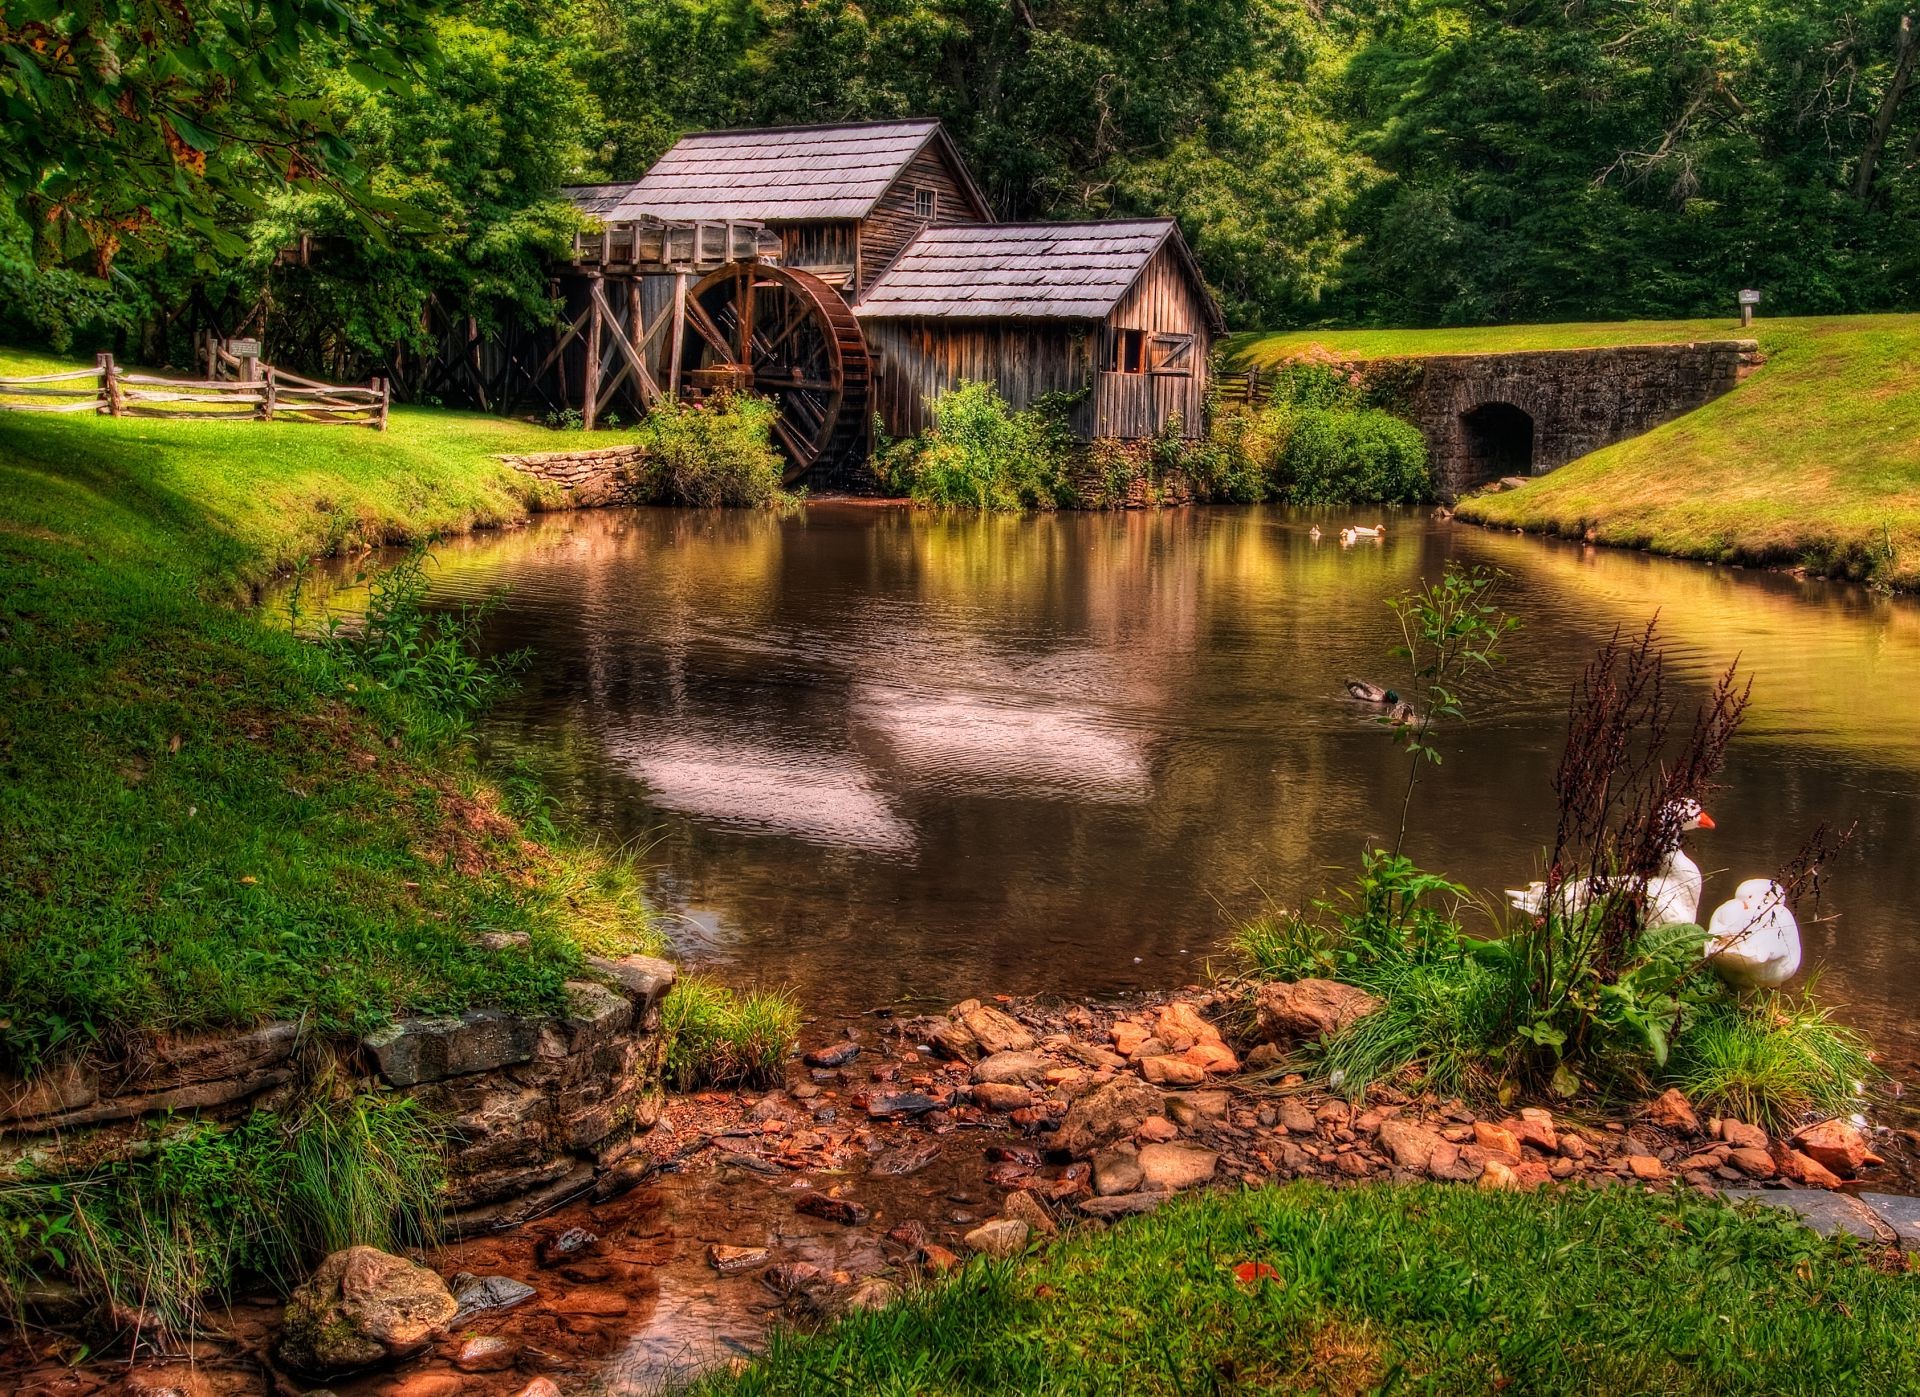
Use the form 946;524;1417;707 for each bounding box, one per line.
376;376;390;431
582;273;604;430
627;280;649;411
96;352;121;416
668;272;687;399
262;365;277;421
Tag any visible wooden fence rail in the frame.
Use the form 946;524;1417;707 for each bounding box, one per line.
0;354;389;429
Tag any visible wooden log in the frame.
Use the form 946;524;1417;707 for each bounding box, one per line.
98;352;121;416
122;389;267;405
0;367;101;384
0;399;115;413
590;280;660;410
122;407;258;419
669;272;688;398
262;366;278;421
376;376;390;431
0;383;104;397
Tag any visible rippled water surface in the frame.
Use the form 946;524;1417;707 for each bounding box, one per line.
354;504;1920;1063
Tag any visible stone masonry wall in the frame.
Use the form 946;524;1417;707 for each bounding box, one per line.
1356;340;1763;498
0;952;676;1234
502;445;650;508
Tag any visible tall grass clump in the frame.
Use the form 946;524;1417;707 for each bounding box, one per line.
875;380;1073;510
0;1087;444;1339
662;976;800;1091
628;394;787;507
1207;361;1432;506
1669;993;1874;1132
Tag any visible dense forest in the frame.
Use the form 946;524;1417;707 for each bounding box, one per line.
4;0;1918;361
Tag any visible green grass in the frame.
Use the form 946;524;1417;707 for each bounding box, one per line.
1226;317;1769;365
1668;994;1876;1135
0;343;662;1072
699;1181;1920;1395
662;975;801;1092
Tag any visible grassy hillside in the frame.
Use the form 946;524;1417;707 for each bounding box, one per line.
1226;317;1766;365
701;1181;1920;1395
1232;317;1920;590
0;346;659;1072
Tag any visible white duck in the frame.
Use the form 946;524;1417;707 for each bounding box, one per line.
1705;878;1802;989
1507;798;1714;925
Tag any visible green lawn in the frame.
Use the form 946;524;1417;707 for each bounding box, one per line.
0;346;659;1073
1231;316;1920;590
703;1182;1920;1396
1226;318;1767;365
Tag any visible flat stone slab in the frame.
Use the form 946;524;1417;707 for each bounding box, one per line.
363;1012;541;1087
1719;1188;1892;1241
585;954;677;1008
1854;1193;1920;1246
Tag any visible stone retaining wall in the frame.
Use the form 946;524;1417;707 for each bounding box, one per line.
0;953;676;1233
502;445;650;508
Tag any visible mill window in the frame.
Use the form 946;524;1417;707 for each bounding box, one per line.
1104;327;1147;375
914;187;938;220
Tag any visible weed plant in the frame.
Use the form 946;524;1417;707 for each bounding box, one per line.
628;394;787;508
662;977;800;1092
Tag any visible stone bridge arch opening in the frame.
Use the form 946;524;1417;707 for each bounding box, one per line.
1459;401;1535;487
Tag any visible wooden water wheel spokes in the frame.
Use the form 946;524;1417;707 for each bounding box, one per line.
683;262;871;482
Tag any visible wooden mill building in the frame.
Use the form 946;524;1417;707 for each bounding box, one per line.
487;120;1224;484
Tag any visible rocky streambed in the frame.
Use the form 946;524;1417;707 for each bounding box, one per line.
7;982;1910;1397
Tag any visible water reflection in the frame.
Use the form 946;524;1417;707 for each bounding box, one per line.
331;504;1920;1064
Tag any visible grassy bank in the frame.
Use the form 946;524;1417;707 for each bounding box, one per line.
703;1181;1920;1394
1227;317;1765;364
1233;316;1920;590
0;345;663;1073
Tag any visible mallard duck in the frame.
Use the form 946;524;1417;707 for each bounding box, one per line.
1350;523;1385;539
1388;700;1417;726
1308;525;1322;541
1705;878;1802;989
1346;679;1400;704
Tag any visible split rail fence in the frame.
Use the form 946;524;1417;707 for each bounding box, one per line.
0;354;389;429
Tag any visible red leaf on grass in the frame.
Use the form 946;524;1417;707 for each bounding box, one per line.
1233;1261;1279;1286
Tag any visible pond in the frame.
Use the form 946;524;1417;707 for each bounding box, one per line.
351;504;1920;1071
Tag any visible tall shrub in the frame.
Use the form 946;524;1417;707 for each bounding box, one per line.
1276;407;1431;505
629;394;786;507
876;380;1072;510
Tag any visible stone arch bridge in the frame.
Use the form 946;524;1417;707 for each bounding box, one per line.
1234;340;1762;499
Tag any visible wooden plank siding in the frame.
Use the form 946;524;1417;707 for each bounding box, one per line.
780;222;859;286
862;320;1097;440
1092;243;1215;439
856;144;990;295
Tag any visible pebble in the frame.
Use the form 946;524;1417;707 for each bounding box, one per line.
795;1191;870;1225
963;1218;1030;1258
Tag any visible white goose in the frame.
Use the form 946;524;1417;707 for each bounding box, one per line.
1705;878;1802;989
1507;798;1715;925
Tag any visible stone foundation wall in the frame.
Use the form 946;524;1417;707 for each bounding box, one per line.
1349;340;1763;498
0;953;676;1233
502;445;651;508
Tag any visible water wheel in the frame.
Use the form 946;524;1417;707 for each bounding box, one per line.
680;262;871;483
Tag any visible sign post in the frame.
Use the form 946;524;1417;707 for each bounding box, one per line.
1737;288;1761;329
229;337;262;382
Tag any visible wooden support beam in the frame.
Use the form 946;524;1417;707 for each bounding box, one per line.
589;280;662;408
669;273;688;398
582;275;604;430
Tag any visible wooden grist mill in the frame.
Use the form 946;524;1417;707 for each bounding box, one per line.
410;121;1222;486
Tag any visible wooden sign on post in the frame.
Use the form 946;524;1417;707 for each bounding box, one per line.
1737;288;1761;328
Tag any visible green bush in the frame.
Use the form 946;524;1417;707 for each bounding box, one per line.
876;380;1072;510
629;394;787;507
0;1087;443;1337
662;976;800;1092
1668;993;1874;1133
1276;406;1432;505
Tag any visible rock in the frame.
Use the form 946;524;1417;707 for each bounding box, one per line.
1277;1100;1319;1135
1079;1192;1171;1219
1137;1143;1218;1191
960;1005;1037;1056
512;1382;563;1397
279;1246;458;1375
871;1140;943;1176
1180;1041;1240;1075
708;1244;770;1274
1472;1122;1521;1160
963;1218;1030;1258
361;1013;540;1088
1253;979;1382;1044
866;1090;944;1118
1111;1021;1151;1056
584;953;676;1006
1057;1076;1166;1157
1776;1147;1843;1190
452;1335;518;1373
804;1041;861;1068
845;1277;902;1311
1139;1054;1206;1087
796;1191;870;1225
450;1273;537;1321
1003;1190;1058;1237
928;1021;980;1061
1093;1145;1144;1197
1792;1119;1879;1177
1512;1108;1558;1153
1136;1115;1180;1144
973;1051;1052;1085
123;1366;216;1397
970;1083;1034;1112
1625;1154;1667;1181
535;1226;598;1267
1719;1119;1769;1152
919;1243;962;1272
1428;1142;1480;1183
554;1287;630;1317
1244;1042;1284;1071
1557;1133;1592;1161
1377;1119;1446;1173
1154;1002;1219;1050
1727;1147;1775;1179
1478;1159;1519;1191
1644;1088;1701;1135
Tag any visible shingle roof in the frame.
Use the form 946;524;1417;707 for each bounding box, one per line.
604;120;983;223
560;183;634;220
854;220;1225;329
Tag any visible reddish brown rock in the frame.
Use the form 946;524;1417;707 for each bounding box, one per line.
1478;1159;1519;1191
279;1247;458;1376
1644;1088;1701;1135
1718;1119;1769;1153
1110;1021;1151;1057
1181;1041;1240;1075
1791;1119;1880;1177
1775;1147;1844;1190
1154;1002;1220;1051
1625;1154;1667;1181
1377;1118;1446;1173
1135;1115;1180;1144
1058;1077;1167;1157
1727;1147;1776;1179
1473;1122;1521;1160
1136;1143;1219;1190
1253;979;1382;1044
959;1005;1037;1056
1140;1055;1206;1087
970;1083;1034;1112
1511;1108;1558;1153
